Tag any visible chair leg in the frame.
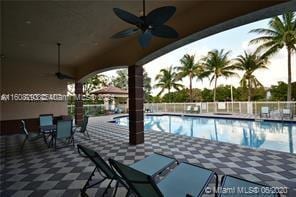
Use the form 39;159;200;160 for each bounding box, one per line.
48;136;53;148
102;179;113;197
81;167;97;193
20;137;28;152
72;136;75;147
80;190;89;197
214;173;218;197
54;137;57;151
85;130;90;139
43;134;47;144
125;189;132;197
112;180;119;197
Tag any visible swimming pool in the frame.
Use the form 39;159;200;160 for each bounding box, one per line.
115;115;296;154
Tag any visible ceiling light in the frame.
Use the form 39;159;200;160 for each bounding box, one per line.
25;20;31;24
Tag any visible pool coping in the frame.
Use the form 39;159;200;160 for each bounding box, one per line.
112;112;296;124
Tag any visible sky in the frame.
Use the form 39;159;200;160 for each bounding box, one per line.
102;17;296;96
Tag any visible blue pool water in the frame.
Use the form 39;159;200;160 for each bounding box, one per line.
115;115;296;154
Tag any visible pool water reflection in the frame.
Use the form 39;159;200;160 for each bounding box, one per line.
115;115;296;154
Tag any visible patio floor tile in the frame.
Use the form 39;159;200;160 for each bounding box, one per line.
1;115;295;196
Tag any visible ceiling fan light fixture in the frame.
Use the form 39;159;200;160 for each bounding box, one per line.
111;0;178;48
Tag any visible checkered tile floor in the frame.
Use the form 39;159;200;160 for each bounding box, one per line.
1;115;296;197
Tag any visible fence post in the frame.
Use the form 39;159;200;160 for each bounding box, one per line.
232;101;234;113
254;102;257;116
239;102;241;114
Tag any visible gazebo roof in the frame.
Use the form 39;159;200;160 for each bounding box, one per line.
91;86;128;95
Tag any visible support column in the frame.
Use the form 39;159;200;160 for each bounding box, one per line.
128;65;144;145
75;82;84;126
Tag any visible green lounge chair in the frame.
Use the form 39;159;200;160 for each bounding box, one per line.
53;120;74;150
74;115;90;139
219;175;280;197
20;120;44;151
109;158;217;197
77;144;177;197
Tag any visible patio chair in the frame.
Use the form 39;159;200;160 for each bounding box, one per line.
73;115;90;138
109;159;217;197
145;108;153;113
282;108;293;120
77;144;177;197
39;114;54;143
20;120;44;151
114;107;123;114
39;114;54;127
193;106;200;113
219;175;279;197
260;106;270;118
186;106;192;113
53;120;74;150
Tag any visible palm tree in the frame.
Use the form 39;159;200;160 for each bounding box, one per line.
176;54;204;102
154;66;183;102
201;49;239;102
249;12;296;101
234;51;268;101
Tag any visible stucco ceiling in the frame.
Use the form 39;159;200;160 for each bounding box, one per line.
1;0;289;80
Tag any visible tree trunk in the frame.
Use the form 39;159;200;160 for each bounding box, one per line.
248;79;251;102
213;77;217;102
168;89;171;103
189;73;193;102
287;47;292;101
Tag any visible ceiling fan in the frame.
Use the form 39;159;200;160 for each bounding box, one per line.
55;43;74;80
111;0;178;48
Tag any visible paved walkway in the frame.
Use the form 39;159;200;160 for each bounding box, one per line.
1;115;296;196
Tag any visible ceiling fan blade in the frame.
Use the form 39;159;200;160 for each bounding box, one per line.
138;31;152;48
111;27;139;38
56;72;74;80
113;8;143;25
146;6;176;25
151;25;179;38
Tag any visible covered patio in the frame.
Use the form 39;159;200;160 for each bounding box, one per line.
1;0;296;196
1;116;296;196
